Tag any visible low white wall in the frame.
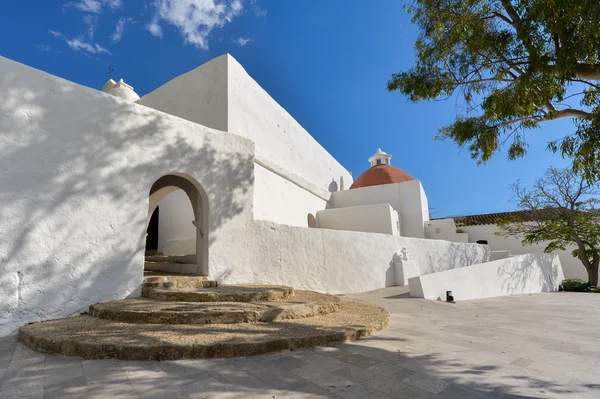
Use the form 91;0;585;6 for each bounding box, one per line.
253;163;327;227
209;221;490;294
409;253;564;301
329;180;428;238
316;204;399;235
459;224;585;280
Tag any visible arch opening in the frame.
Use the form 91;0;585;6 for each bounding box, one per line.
146;173;209;276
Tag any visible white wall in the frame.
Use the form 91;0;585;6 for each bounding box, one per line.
227;55;352;195
0;55;495;338
458;224;585;280
253;163;326;227
316;204;400;236
138;54;352;226
209;221;491;294
329;180;428;238
137;55;228;132
0;56;255;336
409;253;564;301
425;219;469;242
157;190;196;255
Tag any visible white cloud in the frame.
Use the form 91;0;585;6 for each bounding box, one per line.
146;18;163;38
36;44;53;52
83;14;97;37
48;30;110;55
64;0;122;13
67;37;111;54
250;0;266;17
111;17;136;42
148;0;246;49
232;37;253;46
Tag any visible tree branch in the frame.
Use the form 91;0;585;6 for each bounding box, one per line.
575;63;600;81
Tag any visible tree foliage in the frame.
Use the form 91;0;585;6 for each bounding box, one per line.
497;167;600;285
389;0;600;180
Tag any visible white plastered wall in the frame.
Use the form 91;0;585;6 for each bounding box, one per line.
316;204;400;236
209;221;491;294
226;55;352;194
0;56;495;338
137;57;228;131
138;54;351;229
409;253;564;301
329;180;429;238
425;219;469;242
0;57;255;336
458;224;585;280
253;163;326;227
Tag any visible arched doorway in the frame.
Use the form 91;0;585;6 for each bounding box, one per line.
146;173;209;276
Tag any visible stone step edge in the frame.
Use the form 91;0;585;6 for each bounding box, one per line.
141;280;218;295
88;300;341;325
19;320;387;361
143;286;294;302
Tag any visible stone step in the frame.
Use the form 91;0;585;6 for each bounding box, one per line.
145;254;195;264
143;284;294;302
144;261;198;274
89;291;340;324
19;297;389;360
142;275;217;293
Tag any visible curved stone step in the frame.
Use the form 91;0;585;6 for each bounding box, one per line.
144;284;294;302
90;291;340;324
19;297;389;360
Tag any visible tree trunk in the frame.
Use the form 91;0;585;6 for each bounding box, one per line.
587;265;599;287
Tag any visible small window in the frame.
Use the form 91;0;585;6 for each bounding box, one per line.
377;159;382;165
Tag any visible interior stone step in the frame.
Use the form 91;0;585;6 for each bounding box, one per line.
142;275;217;292
20;297;389;360
145;254;195;264
143;284;294;302
144;261;198;275
90;291;340;324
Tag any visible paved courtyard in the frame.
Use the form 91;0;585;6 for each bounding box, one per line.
1;287;599;398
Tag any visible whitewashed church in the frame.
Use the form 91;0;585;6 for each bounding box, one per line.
0;54;568;336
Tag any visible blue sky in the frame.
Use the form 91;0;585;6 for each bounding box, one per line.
0;0;572;217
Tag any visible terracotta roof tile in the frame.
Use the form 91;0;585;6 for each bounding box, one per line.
436;210;538;227
350;164;414;189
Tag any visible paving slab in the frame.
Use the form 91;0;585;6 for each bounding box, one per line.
2;288;600;398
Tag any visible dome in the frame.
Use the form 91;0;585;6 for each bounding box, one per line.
102;78;140;102
350;164;415;189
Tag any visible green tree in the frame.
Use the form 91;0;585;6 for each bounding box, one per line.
497;167;600;285
389;0;600;180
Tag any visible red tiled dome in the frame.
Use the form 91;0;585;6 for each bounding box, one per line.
350;164;414;189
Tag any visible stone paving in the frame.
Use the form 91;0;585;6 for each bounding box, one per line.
1;287;599;398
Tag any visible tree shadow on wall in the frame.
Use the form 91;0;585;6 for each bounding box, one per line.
419;241;491;276
0;68;253;334
496;253;562;295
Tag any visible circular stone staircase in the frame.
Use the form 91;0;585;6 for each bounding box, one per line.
19;275;389;360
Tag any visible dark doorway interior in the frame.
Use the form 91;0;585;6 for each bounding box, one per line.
146;206;159;251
